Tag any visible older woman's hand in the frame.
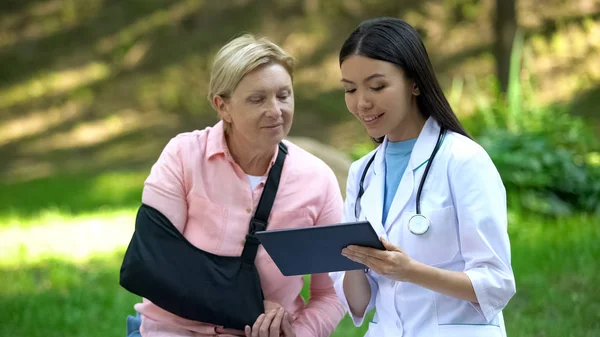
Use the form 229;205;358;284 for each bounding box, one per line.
216;300;292;337
244;306;295;337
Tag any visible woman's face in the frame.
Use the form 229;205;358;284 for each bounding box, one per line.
217;62;294;149
340;55;420;141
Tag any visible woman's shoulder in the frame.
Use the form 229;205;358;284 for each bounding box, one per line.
443;131;498;172
444;131;491;161
160;125;220;156
168;127;212;146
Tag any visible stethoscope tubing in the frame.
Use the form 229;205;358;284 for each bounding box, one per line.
355;128;447;220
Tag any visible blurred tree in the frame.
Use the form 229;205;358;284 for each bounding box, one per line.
494;0;518;94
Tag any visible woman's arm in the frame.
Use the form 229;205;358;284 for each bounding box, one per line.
343;237;478;303
142;136;188;232
342;270;373;316
407;262;477;302
292;169;346;337
448;144;516;321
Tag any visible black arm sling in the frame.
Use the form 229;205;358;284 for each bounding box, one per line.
119;143;288;330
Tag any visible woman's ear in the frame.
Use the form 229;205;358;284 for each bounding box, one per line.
412;82;420;96
213;95;232;123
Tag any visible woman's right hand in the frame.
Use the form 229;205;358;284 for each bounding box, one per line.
214;301;284;337
243;301;295;337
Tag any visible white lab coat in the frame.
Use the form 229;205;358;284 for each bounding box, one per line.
330;117;516;337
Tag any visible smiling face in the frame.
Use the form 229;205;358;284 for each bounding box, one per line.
340;55;423;141
214;62;294;150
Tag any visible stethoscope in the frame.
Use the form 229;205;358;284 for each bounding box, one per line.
354;128;446;235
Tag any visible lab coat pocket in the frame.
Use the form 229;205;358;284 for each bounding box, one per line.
438;324;503;337
402;206;458;266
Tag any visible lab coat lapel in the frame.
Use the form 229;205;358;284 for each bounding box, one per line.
360;144;388;240
384;118;442;227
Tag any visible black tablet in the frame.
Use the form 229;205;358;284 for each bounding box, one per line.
255;221;385;276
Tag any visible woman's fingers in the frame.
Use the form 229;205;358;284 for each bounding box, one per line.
269;308;284;337
255;309;277;337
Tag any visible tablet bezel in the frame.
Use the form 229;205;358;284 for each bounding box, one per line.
255;221;385;276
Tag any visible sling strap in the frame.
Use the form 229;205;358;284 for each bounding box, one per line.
241;142;288;264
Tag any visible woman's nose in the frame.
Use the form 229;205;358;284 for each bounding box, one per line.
357;93;373;111
264;97;283;117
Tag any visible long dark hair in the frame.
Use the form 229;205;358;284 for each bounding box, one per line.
340;17;470;142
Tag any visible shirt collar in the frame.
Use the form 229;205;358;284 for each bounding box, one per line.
206;121;281;169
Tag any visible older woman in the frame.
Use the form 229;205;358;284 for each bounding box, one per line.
124;34;346;337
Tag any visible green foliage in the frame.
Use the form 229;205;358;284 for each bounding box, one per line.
480;128;600;215
465;29;600;216
349;141;376;161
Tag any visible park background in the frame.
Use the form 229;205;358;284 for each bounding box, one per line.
0;0;599;336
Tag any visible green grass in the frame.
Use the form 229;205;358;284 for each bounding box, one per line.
1;172;599;337
0;171;147;227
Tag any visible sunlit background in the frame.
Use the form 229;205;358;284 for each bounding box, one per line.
1;1;599;336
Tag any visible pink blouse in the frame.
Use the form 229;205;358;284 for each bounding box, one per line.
134;121;346;337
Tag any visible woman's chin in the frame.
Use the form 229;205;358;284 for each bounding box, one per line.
261;127;287;145
365;127;385;140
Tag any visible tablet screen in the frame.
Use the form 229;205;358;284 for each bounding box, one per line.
255;221;384;276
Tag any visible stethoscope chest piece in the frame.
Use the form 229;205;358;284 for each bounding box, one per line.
408;214;430;235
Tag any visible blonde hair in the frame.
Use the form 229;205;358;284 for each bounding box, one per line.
208;34;295;131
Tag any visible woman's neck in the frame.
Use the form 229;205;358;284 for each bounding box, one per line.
387;106;427;142
226;132;275;176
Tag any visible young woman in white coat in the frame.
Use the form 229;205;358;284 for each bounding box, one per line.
329;17;516;337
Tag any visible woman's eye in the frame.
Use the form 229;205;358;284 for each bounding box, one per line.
371;86;384;92
345;88;356;94
248;96;264;103
277;93;290;100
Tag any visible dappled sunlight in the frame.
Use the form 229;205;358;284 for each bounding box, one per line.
93;136;169;166
295;54;342;93
527;19;600;104
121;40;151;70
282;29;329;61
521;0;599;26
0;61;111;109
430;6;492;58
19;109;168;153
1;159;55;183
0;100;87;146
96;0;206;54
135;56;211;113
0;209;136;267
0;0;102;48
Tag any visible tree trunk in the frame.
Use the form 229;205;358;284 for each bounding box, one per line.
494;0;517;94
